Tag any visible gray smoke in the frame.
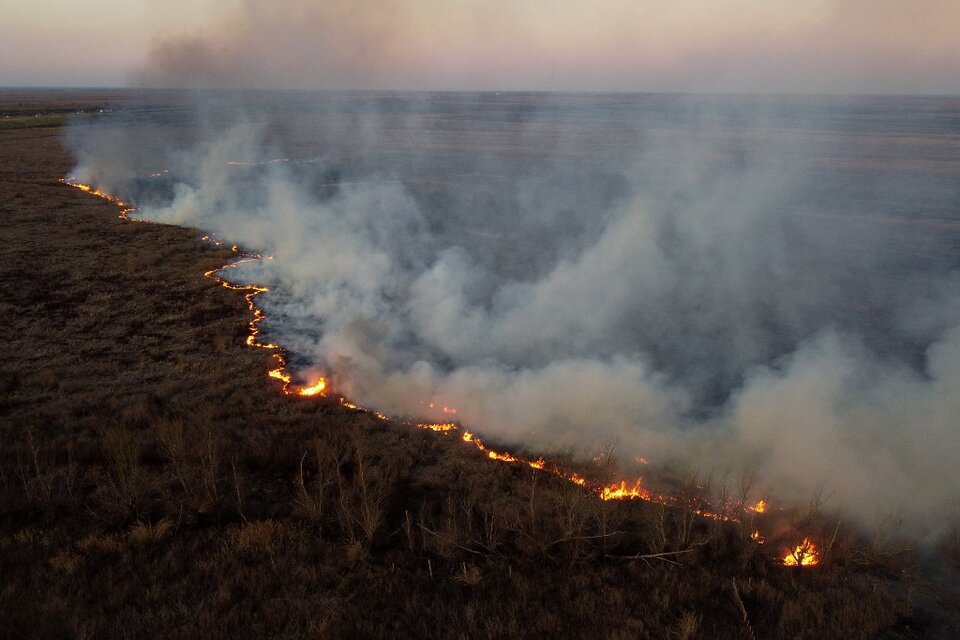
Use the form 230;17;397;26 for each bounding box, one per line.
66;91;960;534
133;0;960;94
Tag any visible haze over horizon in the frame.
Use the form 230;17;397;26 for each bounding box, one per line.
3;0;960;95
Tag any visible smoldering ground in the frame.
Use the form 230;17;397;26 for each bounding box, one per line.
66;91;960;534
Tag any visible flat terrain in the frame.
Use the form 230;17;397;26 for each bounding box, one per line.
0;92;957;639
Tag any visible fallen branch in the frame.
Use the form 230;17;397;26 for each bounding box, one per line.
605;548;696;566
419;523;485;556
548;530;626;547
732;578;755;640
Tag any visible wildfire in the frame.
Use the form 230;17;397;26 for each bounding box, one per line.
488;450;518;463
418;422;457;432
783;538;819;567
601;479;651;501
268;368;291;383
64;176;783;546
751;530;765;544
62;180;134;218
298;378;327;396
63;178;328;399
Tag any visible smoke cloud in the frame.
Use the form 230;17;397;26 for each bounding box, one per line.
67;91;960;533
133;0;960;94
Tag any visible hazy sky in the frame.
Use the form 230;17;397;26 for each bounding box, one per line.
3;0;959;94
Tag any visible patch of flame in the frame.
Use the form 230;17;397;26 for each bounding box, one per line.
751;530;765;544
751;499;767;514
488;450;517;463
297;379;327;396
601;479;650;501
783;538;819;567
268;368;291;383
418;422;457;432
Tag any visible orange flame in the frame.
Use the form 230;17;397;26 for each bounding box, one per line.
418;422;457;432
298;379;327;396
750;530;765;544
601;479;651;501
751;499;767;514
488;450;518;463
268;368;292;383
783;538;819;567
569;473;586;486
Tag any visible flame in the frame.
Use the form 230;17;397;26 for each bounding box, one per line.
751;499;767;514
601;479;651;501
298;379;327;396
783;538;819;567
751;530;765;544
268;368;291;383
487;450;517;463
418;422;457;432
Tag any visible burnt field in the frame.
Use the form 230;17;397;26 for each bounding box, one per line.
1;92;959;639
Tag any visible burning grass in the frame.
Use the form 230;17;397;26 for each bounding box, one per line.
1;112;958;638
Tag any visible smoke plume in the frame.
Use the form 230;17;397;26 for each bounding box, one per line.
67;90;960;533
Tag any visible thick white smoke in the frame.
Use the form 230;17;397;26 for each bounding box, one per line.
67;94;960;532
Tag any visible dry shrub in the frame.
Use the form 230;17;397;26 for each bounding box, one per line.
13;528;50;547
102;427;140;481
119;398;153;427
49;551;81;575
452;562;482;586
292;438;335;530
156;417;220;511
26;367;60;390
129;518;173;547
15;429;55;506
76;533;122;555
674;611;701;640
335;434;395;553
226;520;300;555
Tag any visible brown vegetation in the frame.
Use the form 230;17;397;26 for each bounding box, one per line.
0;95;956;638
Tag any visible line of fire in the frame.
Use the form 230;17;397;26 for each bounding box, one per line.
62;177;819;569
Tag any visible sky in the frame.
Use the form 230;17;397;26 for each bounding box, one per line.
3;0;959;94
